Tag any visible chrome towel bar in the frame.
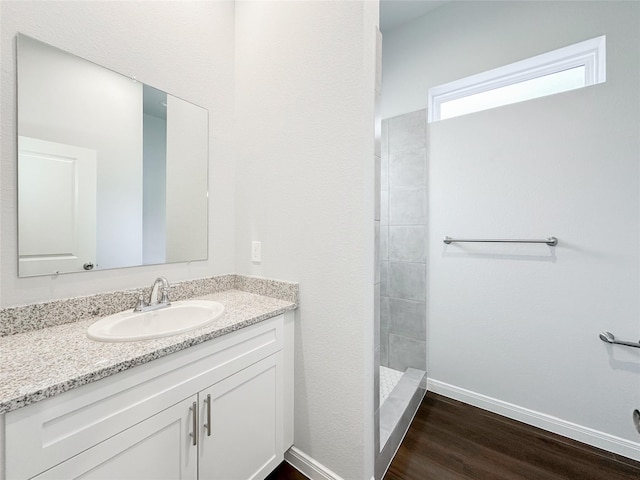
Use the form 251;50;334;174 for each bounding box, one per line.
599;331;640;349
443;236;558;247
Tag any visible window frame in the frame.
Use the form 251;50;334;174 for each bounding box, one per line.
428;35;606;122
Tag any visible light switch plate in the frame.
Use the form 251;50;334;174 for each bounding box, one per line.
251;241;261;263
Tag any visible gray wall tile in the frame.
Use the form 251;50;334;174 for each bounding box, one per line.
380;297;390;368
380;190;389;226
389;147;426;188
381;120;389;192
380;296;390;338
380;261;389;297
374;347;380;412
389;225;427;263
380;226;389;261
374;221;380;284
388;110;426;154
389;187;427;225
389;298;426;340
382;119;389;161
375;155;381;221
378;109;427;376
374;405;381;454
381;150;389;192
388;262;426;301
380;296;390;368
375;96;382;158
389;334;427;372
380;332;389;367
374;283;381;349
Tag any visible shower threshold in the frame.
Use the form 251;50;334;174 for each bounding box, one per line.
376;367;426;479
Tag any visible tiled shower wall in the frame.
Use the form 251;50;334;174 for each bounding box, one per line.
380;109;427;372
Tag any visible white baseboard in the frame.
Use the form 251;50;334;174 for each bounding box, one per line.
285;446;345;480
427;378;640;462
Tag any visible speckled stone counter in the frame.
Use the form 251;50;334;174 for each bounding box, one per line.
0;274;298;336
0;286;297;414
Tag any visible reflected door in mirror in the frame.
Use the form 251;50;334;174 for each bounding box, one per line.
18;136;97;276
16;33;209;276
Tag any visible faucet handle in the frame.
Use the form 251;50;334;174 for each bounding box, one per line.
160;285;171;305
133;293;146;312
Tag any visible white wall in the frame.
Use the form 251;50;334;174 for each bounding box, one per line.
1;2;381;477
0;0;235;306
383;1;640;459
234;1;378;478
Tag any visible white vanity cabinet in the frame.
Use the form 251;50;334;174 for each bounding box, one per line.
198;354;282;479
2;313;294;480
32;395;198;479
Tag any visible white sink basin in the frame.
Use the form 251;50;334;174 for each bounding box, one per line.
87;300;225;342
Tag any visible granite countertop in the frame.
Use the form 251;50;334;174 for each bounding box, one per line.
0;289;296;414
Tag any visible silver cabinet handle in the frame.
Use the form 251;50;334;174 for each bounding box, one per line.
190;401;197;446
204;394;212;437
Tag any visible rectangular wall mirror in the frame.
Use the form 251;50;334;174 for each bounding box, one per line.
16;34;209;277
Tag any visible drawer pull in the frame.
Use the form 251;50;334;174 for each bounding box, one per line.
190;402;197;446
204;394;212;437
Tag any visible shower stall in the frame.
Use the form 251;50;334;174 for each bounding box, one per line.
375;109;428;477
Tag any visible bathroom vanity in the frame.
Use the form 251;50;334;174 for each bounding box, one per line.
0;281;296;480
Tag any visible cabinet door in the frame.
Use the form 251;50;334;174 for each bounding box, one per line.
199;353;283;480
33;396;198;480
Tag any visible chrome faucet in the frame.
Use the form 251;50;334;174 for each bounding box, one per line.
134;276;171;312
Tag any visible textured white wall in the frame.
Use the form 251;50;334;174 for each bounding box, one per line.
1;2;380;475
0;1;235;306
383;0;640;459
234;1;377;478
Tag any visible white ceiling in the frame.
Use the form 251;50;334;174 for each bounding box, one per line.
379;0;448;32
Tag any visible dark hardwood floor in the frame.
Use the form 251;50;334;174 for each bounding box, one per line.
266;461;308;480
386;393;640;480
270;392;640;480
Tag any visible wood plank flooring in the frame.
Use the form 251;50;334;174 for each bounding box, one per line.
270;392;640;480
265;461;308;480
387;393;640;480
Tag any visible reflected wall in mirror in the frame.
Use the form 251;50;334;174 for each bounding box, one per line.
17;34;208;277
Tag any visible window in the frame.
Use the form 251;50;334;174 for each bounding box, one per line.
428;36;606;122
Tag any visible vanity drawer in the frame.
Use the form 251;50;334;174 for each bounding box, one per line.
4;316;283;480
